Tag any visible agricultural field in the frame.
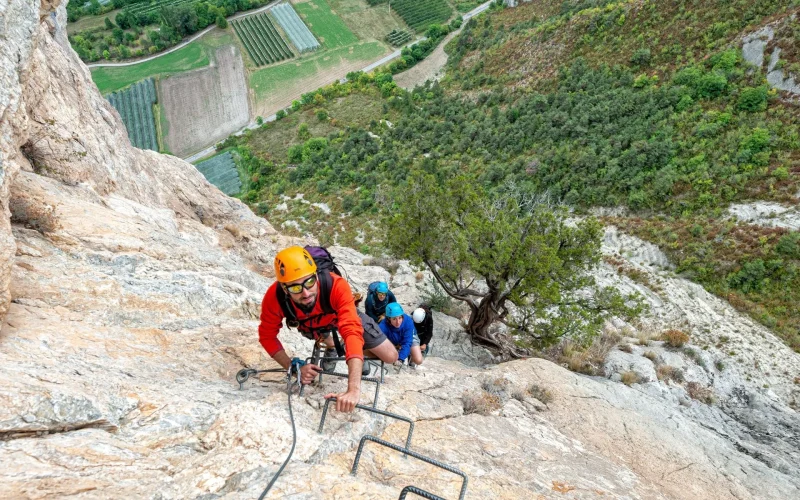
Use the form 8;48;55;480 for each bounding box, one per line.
194;151;241;195
123;0;196;16
450;0;483;14
294;0;358;49
66;9;119;34
250;41;386;117
271;3;320;52
385;28;412;46
389;0;453;32
231;12;294;66
106;78;159;151
91;41;210;94
327;0;407;42
159;45;249;157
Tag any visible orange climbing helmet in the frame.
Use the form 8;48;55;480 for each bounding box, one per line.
274;246;317;283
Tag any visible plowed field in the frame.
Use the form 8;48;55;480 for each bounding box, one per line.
159;45;249;157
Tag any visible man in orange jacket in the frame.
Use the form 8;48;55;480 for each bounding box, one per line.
258;246;398;412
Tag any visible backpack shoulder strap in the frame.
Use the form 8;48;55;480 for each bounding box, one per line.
317;269;336;315
275;272;337;334
275;284;298;325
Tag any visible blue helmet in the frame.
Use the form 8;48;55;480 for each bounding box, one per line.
385;303;404;318
376;282;389;293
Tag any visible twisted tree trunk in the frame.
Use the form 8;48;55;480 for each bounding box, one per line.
466;293;528;359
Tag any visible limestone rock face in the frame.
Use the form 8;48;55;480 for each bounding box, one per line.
0;0;276;324
1;1;800;499
0;0;40;321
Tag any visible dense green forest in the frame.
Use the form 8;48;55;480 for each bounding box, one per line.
220;0;800;350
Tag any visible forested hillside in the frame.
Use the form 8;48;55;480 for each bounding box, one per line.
223;0;800;350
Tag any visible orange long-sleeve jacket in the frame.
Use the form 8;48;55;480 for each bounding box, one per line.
258;273;365;361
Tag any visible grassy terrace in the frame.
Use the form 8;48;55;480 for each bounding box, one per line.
250;41;385;99
91;42;210;94
295;0;359;48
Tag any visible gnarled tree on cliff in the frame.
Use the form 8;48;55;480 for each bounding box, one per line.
385;171;641;358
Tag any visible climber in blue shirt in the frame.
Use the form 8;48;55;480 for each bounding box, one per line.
378;303;424;368
365;281;397;323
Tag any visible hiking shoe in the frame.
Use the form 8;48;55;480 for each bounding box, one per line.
321;349;338;372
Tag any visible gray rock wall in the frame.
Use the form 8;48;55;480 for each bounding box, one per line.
0;0;41;322
0;1;798;498
0;0;285;323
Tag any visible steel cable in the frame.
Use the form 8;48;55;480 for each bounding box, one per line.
257;373;298;500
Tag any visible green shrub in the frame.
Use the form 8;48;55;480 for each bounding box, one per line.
287;144;303;163
773;166;789;180
697;71;727;98
630;48;651;66
421;276;454;313
341;194;356;212
710;49;738;72
737;86;768;112
297;123;310;140
727;259;766;293
776;233;800;258
673;66;703;88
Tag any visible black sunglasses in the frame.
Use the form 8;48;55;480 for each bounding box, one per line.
283;275;318;294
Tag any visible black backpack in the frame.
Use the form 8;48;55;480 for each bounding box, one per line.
275;246;346;355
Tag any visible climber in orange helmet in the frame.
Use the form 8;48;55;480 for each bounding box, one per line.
258;246;398;412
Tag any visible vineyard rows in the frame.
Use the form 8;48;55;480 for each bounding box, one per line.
231;13;293;66
385;29;412;46
271;3;320;52
124;0;196;16
195;151;241;195
389;0;452;32
107;78;159;151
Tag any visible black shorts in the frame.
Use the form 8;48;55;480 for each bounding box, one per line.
358;310;388;350
299;322;387;351
363;324;388;350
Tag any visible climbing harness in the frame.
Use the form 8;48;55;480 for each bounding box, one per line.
236;343;469;499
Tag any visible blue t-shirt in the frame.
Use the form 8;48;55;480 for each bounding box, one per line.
378;313;416;362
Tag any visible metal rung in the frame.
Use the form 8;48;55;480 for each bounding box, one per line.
319;397;414;456
303;369;381;408
399;485;446;500
351;435;468;500
309;350;387;383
